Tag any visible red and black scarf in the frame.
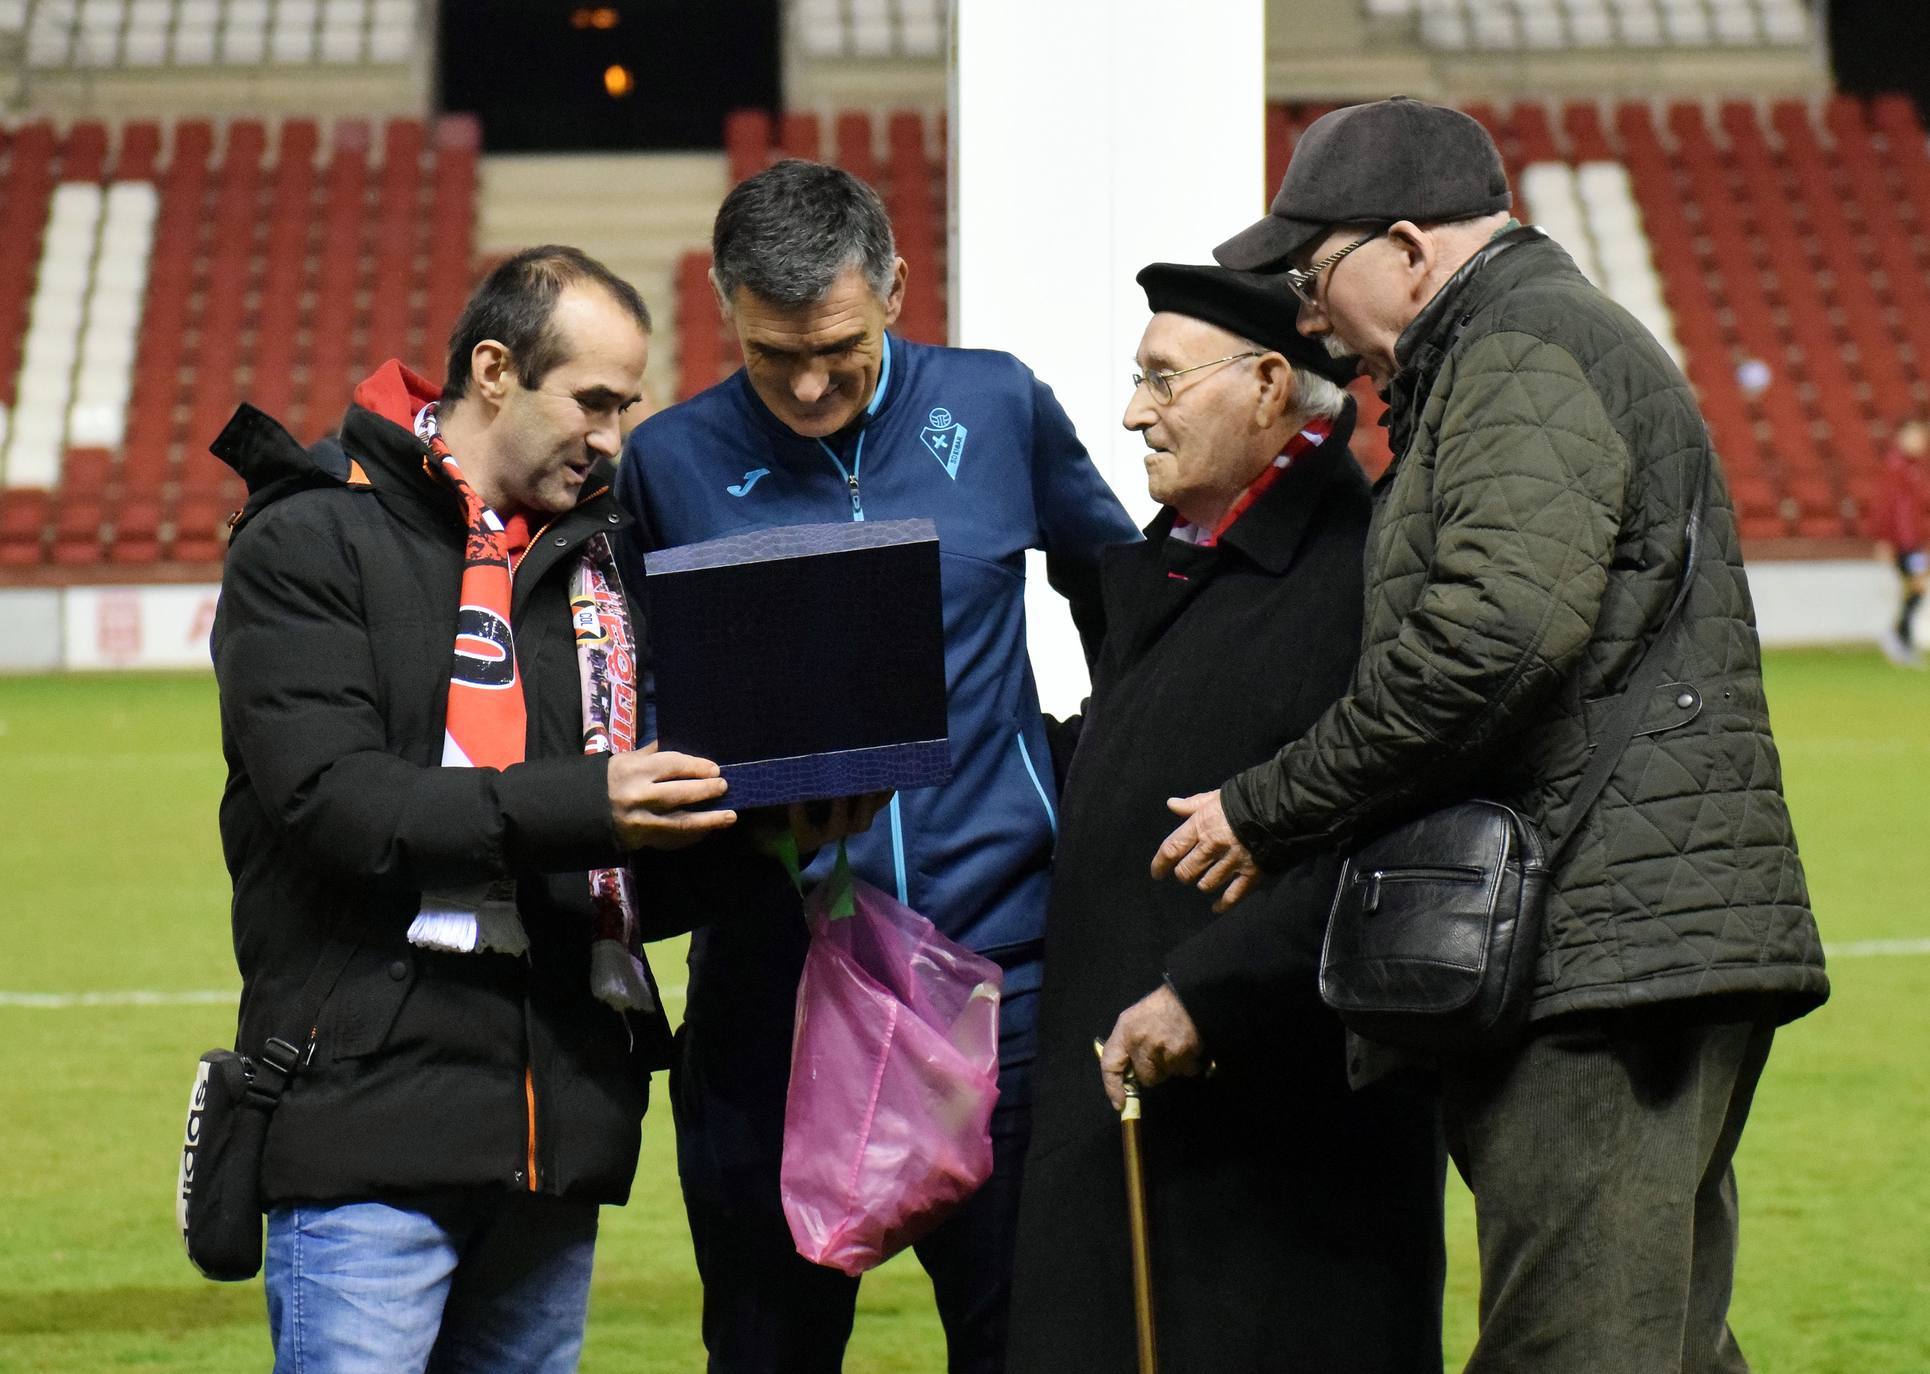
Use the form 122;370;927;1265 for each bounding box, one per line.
1169;414;1334;547
403;396;655;1013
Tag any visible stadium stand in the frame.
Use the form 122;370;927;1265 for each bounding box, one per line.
13;0;415;70
0;113;477;573
8;91;1929;570
0;0;1925;574
790;0;944;60
1391;0;1816;52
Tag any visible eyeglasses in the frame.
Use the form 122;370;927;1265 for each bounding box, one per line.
1282;229;1383;309
1130;351;1263;405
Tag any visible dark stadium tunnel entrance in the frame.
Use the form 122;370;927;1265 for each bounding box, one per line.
438;0;781;153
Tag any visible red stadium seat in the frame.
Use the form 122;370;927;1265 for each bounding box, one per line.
167;493;233;564
835;111;879;186
724;109;773;184
59;120;110;182
779;111;822;163
0;122;56;408
110;499;165;566
113;122;163;180
0;489;52;566
50;496;109;567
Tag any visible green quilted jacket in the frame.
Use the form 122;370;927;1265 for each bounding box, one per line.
1222;226;1827;1024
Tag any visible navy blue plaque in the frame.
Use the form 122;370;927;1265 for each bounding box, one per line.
644;519;952;808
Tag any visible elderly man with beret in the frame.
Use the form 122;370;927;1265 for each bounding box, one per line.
1005;261;1446;1374
1156;97;1827;1372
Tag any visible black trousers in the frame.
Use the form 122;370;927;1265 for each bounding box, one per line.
1441;1008;1776;1374
671;1019;1031;1374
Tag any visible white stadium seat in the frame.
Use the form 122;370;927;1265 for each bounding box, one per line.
170;23;218;61
220;25;265;60
319;22;363;59
901;17;941;56
271;25;315;59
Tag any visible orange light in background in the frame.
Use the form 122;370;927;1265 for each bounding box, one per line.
603;63;634;98
570;7;621;28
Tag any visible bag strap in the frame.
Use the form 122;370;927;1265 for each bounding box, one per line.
243;919;364;1110
1544;457;1709;871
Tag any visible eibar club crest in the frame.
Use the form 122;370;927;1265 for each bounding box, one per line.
919;407;968;480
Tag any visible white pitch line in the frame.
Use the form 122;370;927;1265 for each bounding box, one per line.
0;983;692;1009
0;989;238;1009
1823;938;1930;959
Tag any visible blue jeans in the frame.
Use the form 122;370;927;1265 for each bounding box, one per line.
265;1191;599;1374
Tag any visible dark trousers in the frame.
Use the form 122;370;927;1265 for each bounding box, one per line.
671;1022;1031;1374
1441;1009;1776;1374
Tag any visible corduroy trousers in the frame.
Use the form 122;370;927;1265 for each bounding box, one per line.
1441;1005;1777;1374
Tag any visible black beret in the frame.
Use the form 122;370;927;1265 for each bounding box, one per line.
1136;261;1360;388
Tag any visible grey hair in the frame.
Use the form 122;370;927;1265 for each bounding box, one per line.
712;159;898;309
1232;333;1349;423
1287;367;1349;423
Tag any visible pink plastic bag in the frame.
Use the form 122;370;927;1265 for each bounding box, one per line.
780;871;1002;1276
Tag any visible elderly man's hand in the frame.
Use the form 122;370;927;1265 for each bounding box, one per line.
1098;983;1206;1111
1151;789;1260;912
608;743;738;850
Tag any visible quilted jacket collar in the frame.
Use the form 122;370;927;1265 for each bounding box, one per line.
1383;223;1548;466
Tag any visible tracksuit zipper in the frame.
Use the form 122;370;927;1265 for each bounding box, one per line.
816;437;866;521
810;333;890;523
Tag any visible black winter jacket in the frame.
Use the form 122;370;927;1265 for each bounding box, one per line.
210;386;787;1206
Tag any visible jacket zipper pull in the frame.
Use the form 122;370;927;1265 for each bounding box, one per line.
847;473;862;521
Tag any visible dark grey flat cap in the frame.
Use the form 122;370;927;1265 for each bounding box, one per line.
1215;97;1511;271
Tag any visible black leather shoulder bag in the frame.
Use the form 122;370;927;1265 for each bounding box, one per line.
1319;470;1707;1055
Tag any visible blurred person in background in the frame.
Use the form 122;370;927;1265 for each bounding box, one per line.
1006;261;1444;1374
1156;97;1828;1373
210;246;782;1373
614;159;1138;1373
1877;416;1928;666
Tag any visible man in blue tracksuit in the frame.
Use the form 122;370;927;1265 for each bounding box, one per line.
614;161;1137;1372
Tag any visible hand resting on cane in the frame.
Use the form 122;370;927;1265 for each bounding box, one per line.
1098;982;1206;1111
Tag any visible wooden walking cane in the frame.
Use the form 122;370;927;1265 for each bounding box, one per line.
1096;1040;1159;1374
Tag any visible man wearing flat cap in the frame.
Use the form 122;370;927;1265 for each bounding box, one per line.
1156;96;1826;1371
1005;262;1445;1374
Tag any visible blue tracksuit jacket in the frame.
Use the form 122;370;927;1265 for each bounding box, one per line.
614;334;1138;1076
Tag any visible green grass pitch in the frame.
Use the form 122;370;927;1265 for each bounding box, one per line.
0;651;1925;1371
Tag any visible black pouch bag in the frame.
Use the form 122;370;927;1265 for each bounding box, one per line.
1317;468;1707;1055
177;1042;300;1280
177;927;359;1281
1319;801;1549;1054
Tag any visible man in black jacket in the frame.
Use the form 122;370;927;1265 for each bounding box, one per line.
1005;263;1444;1374
211;246;780;1372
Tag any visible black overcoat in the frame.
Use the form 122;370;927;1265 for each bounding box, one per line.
1007;407;1446;1373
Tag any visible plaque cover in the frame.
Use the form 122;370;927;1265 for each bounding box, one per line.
645;519;952;808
